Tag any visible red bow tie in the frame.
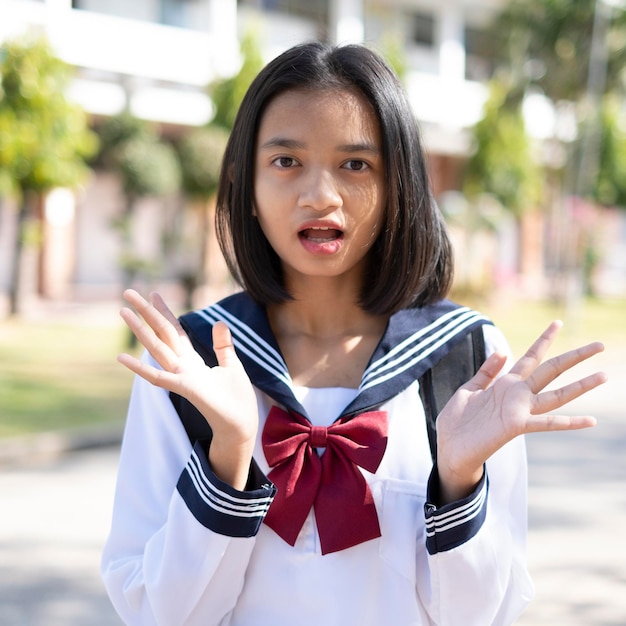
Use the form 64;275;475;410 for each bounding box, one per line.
261;405;388;555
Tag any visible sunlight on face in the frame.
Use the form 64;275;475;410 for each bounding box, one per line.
253;87;386;290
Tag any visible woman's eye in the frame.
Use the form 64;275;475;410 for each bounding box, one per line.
343;159;368;171
273;156;297;168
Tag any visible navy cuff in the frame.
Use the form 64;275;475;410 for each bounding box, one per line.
177;441;276;538
424;464;488;554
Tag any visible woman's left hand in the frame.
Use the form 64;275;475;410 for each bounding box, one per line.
435;320;607;503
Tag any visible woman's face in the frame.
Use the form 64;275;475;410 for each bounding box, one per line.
253;87;386;292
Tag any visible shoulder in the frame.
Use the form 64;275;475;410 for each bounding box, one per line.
481;323;513;365
391;299;493;338
179;291;257;326
393;299;496;375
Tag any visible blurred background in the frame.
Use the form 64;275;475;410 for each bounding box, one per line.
0;0;624;624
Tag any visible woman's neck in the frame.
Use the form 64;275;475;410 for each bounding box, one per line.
266;282;389;388
268;279;382;339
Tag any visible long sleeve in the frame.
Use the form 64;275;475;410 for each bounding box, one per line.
101;355;275;626
417;437;534;625
415;324;535;625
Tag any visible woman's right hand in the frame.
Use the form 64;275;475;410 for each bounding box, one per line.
117;289;259;489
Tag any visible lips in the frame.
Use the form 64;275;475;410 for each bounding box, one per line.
297;224;344;255
299;226;343;242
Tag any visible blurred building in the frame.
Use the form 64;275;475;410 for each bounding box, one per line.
0;0;513;302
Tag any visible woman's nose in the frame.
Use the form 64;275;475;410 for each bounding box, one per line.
297;168;343;211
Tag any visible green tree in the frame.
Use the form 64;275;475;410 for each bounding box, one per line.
464;81;542;217
177;126;229;200
462;80;543;291
0;34;97;315
574;94;626;294
162;30;264;306
379;34;407;83
96;113;181;294
481;0;626;301
590;95;626;208
493;0;626;104
175;125;229;306
209;30;264;132
491;0;626;206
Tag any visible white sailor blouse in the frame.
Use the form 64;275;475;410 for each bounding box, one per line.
101;292;534;626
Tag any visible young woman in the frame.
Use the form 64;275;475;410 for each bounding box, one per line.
101;42;606;625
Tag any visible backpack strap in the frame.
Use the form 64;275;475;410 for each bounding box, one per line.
418;326;486;462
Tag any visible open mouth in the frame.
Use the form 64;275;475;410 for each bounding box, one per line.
298;226;343;242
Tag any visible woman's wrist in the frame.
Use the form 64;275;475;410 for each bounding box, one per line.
435;463;484;505
208;435;256;491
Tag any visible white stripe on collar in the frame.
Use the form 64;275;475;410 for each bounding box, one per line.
359;309;487;392
196;304;293;389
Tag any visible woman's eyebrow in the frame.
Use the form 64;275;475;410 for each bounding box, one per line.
259;137;305;150
336;142;380;154
259;138;380;155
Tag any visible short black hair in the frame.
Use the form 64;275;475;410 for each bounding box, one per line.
215;41;453;315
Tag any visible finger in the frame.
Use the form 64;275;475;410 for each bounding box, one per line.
125;290;185;352
119;306;180;370
524;413;597;433
509;320;562;378
532;370;608;414
527;341;605;393
150;291;183;328
149;291;194;354
117;352;180;391
213;322;242;369
123;288;150;311
463;352;508;391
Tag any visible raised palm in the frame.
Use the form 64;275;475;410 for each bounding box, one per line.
435;321;606;501
117;289;259;448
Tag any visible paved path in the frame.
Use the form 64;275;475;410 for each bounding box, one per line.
0;353;624;625
0;448;123;626
516;350;626;626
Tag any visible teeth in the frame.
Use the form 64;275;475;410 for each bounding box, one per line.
299;225;342;242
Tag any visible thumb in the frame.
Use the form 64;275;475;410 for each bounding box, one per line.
464;351;508;392
212;321;242;369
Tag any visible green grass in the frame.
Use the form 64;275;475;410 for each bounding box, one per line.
0;319;134;437
0;296;623;438
471;296;626;357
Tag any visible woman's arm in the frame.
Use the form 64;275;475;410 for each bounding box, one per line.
102;290;276;625
117;289;259;490
101;358;275;626
417;322;605;625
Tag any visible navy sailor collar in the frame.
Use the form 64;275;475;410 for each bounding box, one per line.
179;291;492;421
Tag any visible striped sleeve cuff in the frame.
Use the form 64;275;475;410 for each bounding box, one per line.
177;441;277;538
424;465;488;555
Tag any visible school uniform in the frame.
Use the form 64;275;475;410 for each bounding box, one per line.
101;292;534;625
